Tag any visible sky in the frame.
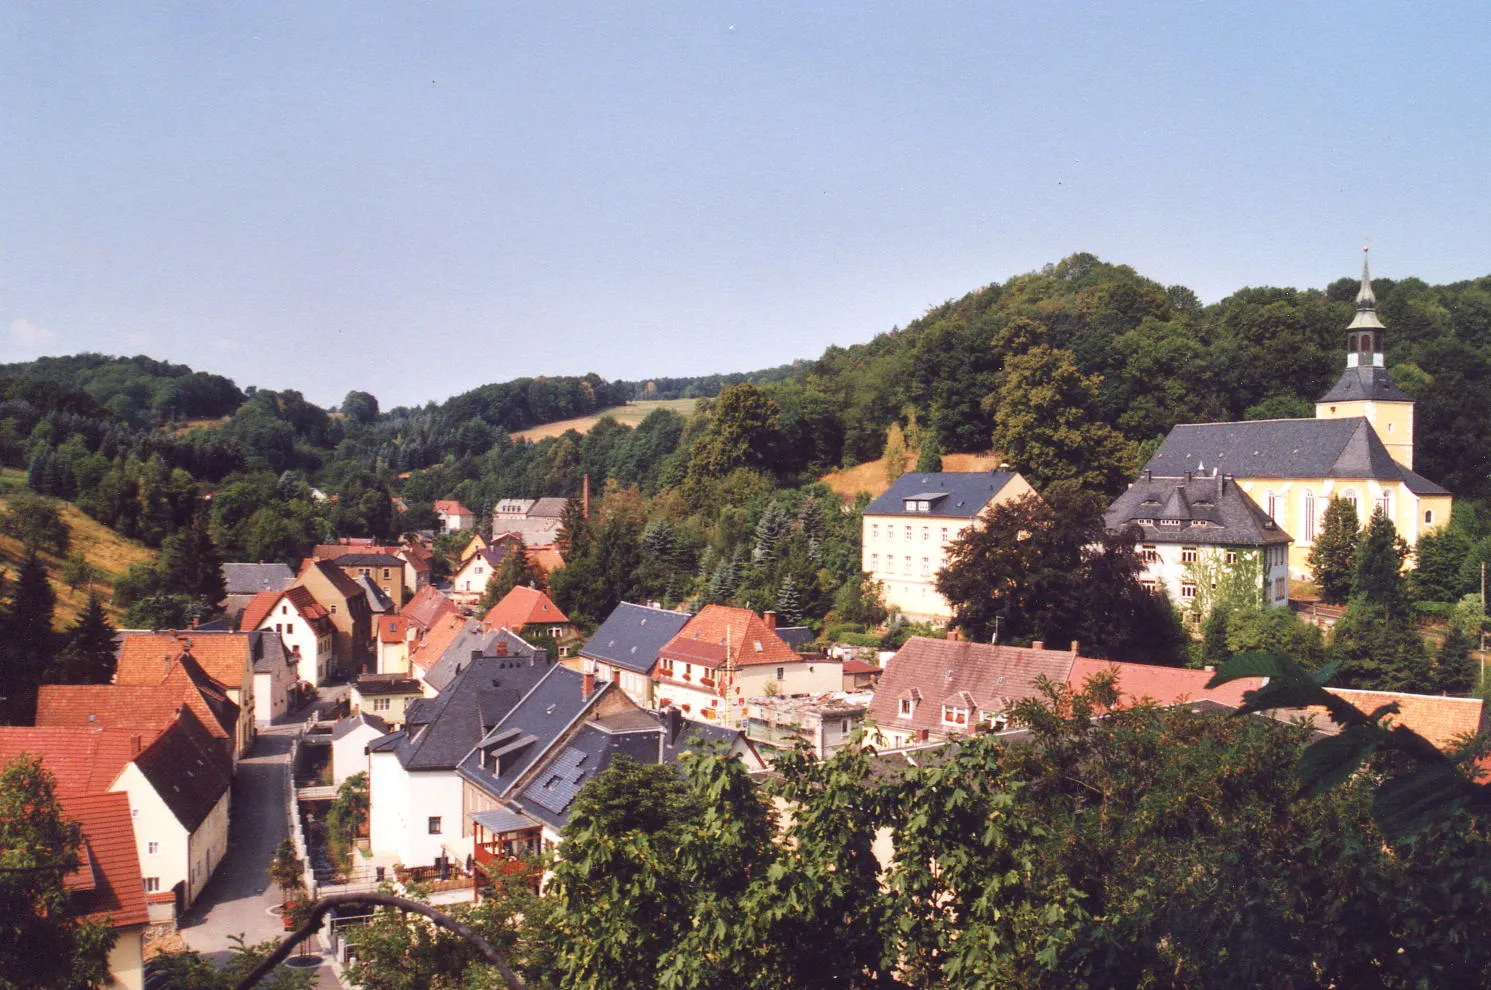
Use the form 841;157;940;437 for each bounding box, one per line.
3;3;1489;411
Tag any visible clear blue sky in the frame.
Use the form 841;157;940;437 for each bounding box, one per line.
3;3;1488;410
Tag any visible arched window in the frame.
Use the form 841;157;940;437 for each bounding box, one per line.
1304;491;1316;541
1265;491;1278;522
1426;509;1435;525
1342;490;1360;523
1378;490;1391;519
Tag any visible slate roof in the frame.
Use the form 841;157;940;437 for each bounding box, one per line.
482;586;570;632
582;602;692;675
1144;418;1450;495
530;497;568;518
1066;657;1265;709
355;574;396;614
418;620;507;693
659;605;800;670
249;630;293;674
375;653;554;772
58;792;149;929
1105;474;1292;547
221;563;295;597
458;665;607;799
353;673;423;697
1319;365;1412;404
866;471;1024;518
331;711;389;741
867;637;1079;735
775;625;816;651
515;721;660;831
131;708;232;832
336;553;405;568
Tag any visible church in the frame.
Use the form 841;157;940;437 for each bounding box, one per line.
1141;250;1452;581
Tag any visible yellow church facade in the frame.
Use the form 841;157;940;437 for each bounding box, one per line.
1144;251;1451;581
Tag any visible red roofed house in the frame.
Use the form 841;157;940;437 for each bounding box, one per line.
59;791;149;990
652;606;842;724
0;707;232;915
240;586;337;687
434;499;475;534
480;586;577;656
292;559;373;678
841;659;884;692
866;636;1079;748
115;635;257;758
35;669;239;767
1065;656;1266;711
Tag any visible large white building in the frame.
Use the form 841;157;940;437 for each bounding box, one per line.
861;471;1035;622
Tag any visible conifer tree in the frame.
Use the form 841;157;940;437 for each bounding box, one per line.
1331;507;1430;691
479;538;543;612
1;552;57;722
1435;624;1477;695
775;576;804;626
1308;496;1359;604
915;433;944;473
48;595;117;685
752;503;789;563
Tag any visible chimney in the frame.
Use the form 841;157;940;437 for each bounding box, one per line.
763;610;777;631
947;627;961;642
1071;640;1080;656
131;734;143;755
582;671;596;700
1032;640;1044;651
471;649;483;662
495;639;508;657
665;705;682;743
582;473;591;520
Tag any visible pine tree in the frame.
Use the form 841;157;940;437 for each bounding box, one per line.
557;494;591;559
1202;606;1232;668
775;576;804;626
1331;508;1430;691
705;558;738;605
915;434;944;473
1308;496;1359;604
1;552;57;722
480;537;542;611
157;508;226;606
49;596;117;685
1435;624;1477;695
752;503;789;563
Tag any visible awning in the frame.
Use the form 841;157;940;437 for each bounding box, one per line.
468;808;538;834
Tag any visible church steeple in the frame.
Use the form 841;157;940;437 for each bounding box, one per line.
1345;245;1385;367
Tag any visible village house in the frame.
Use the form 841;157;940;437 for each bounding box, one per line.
378;587;461;675
239;585;337;687
743;692;873;759
865;636;1079;748
58;791;150;990
450;547;510;605
862;470;1037;623
434;499;475;533
350;673;424;728
330;711;389;787
1105;471;1293;624
652;605;842;724
329;552;407;608
115;633;259;758
490;496;568;545
1142;252;1452;580
1064;656;1265;710
292;558;373;678
578;601;692;708
0;708;232;915
480;585;578;656
312;540;432;598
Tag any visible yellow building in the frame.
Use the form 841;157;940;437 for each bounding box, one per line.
861;470;1036;622
1144;250;1451;579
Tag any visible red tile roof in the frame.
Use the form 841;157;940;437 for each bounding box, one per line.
434;500;472;517
117;633;253;692
378;615;406;644
409;612;469;673
0;727;147;795
35;677;233;749
528;544;566;577
402;586;458;632
1066;657;1265;710
841;659;882;675
481;586;570;632
1312;689;1485;751
57;792;149;929
867;637;1079;736
660;605;799;669
238;589;283;633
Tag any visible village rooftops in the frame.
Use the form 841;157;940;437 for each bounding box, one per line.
865;471;1024;518
1105;473;1293;547
481;585;570;632
58;791;149;929
221;562;295;597
658;604;800;670
581;602;692;675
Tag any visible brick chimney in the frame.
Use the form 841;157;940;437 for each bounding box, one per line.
582;671;596;700
763;610;777;631
1032;641;1044;650
947;627;961;642
495;639;508;657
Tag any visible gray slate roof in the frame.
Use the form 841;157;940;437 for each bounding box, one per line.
865;471;1022;518
1144;418;1449;495
1106;475;1292;547
516;722;661;831
221;563;295;596
1318;365;1412;404
355;574;395;614
581;602;692;674
335;553;404;567
421;623;505;693
332;711;389;740
457;666;607;799
370;653;553;771
776;626;816;652
248;630;293;673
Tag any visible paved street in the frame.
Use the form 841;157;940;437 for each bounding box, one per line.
177;719;344;987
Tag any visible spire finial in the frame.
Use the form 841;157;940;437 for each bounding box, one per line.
1356;242;1376;311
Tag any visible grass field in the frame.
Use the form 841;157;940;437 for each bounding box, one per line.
511;398;699;441
0;474;156;629
820;452;1006;501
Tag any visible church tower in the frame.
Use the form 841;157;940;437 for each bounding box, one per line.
1315;247;1415;469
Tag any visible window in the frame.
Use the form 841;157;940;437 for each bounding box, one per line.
143;877;160;894
841;719;851;734
1141;579;1156;591
775;666;785;681
898;698;913;717
1265;491;1277;520
903;556;912;575
1140;545;1158;563
922;527;930;542
1343;490;1359;516
1304;491;1316;541
285;622;293;636
373;697;391;712
940;527;948;544
871;523;879;539
904;525;912;542
920;557;930;576
941;705;968;726
1275;576;1287;600
282;605;289;615
1226;550;1238;565
870;553;879;572
329;604;337;614
147;841;159;856
660;658;674;675
1180;582;1197;600
428;817;442;835
1181;546;1198;563
383;568;391;579
275;623;282;633
1378;491;1391;519
1426;509;1434;525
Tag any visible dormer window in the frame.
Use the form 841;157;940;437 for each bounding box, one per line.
898;697;914;718
941;705;968;726
1158;519;1182;527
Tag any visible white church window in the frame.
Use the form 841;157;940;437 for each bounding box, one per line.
1304;492;1316;542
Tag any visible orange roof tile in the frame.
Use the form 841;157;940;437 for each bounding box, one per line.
0;727;148;795
36;680;232;747
402;586;458;631
57;792;149;929
1066;657;1265;710
434;499;472;516
660;605;799;669
528;544;566;577
117;633;254;691
1310;689;1486;751
238;590;284;633
409;612;468;673
481;586;569;632
378;615;406;644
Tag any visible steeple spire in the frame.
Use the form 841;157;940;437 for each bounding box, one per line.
1348;243;1385;332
